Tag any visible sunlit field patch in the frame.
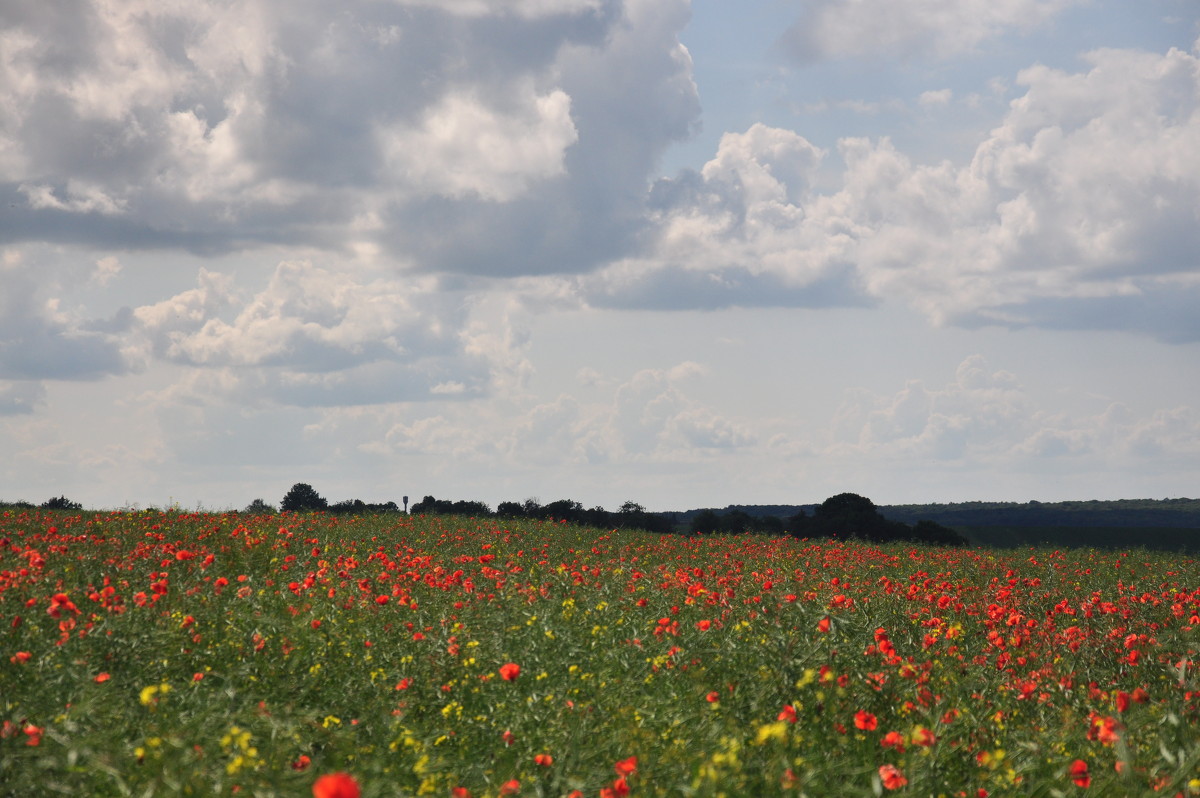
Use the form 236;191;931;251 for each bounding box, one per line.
3;510;1200;796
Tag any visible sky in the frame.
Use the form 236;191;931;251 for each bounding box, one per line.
1;0;1198;513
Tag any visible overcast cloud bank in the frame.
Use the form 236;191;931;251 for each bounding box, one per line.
1;0;1197;509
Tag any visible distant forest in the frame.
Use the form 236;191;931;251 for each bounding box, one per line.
666;498;1200;550
664;497;1200;528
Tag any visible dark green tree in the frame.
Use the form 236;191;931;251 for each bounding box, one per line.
329;499;367;515
496;501;525;518
543;499;584;523
41;496;82;511
244;498;276;514
909;519;968;547
690;509;721;535
787;493;967;546
280;483;328;513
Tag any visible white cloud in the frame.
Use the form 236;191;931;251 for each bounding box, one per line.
430;381;466;395
0;0;698;276
802;98;908;115
780;0;1086;62
378;87;578;202
92;255;122;285
131;268;235;361
366;361;755;468
0;257;132;380
592;366;756;458
918;88;953;107
859;44;1200;336
602;42;1200;341
0;380;45;415
830;355;1031;459
386;0;605;19
577;123;867;310
19;181;127;215
826;355;1200;466
130;261;496;406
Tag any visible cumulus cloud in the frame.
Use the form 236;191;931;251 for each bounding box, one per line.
378;87;578;202
854;44;1200;338
92;255;121;285
826;355;1200;465
377;0;699;275
602;42;1200;341
0;0;697;275
0;255;132;380
577;123;873;310
389;0;605;19
579;365;755;459
130;260;496;407
368;361;754;468
779;0;1085;62
918;89;953;107
831;355;1031;459
0;380;44;415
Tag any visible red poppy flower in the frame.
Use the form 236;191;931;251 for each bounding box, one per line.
879;764;907;790
535;753;553;766
1069;759;1090;788
706;691;720;703
312;772;360;798
614;756;637;776
499;779;520;795
499;662;520;681
853;711;877;731
817;617;831;633
1088;715;1120;745
912;727;936;747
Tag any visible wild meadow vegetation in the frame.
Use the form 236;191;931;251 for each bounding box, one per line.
3;509;1200;797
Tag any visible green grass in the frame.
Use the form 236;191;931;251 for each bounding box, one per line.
3;509;1200;796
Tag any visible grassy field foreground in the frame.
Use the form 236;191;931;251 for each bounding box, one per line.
3;510;1200;796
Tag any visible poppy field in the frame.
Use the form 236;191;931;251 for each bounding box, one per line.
3;509;1200;797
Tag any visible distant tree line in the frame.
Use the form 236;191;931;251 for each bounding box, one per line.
10;484;1193;551
782;493;967;546
0;483;967;546
409;496;675;534
494;499;676;534
254;484;967;544
0;496;84;511
253;484;399;515
688;508;785;535
878;498;1200;528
